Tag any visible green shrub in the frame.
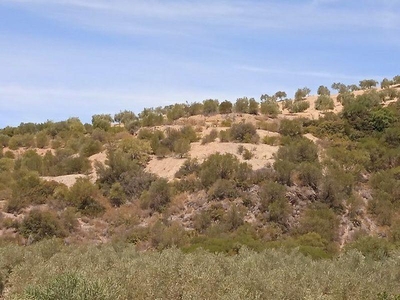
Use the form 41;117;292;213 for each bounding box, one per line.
19;210;65;242
230;123;259;143
297;204;339;243
274;159;295;186
279;119;303;136
20;150;43;173
263;135;280;146
242;148;253;160
175;158;200;178
35;131;49;149
140;178;171;212
260;100;280;117
220;119;232;127
199;153;243;188
218;129;231;142
345;236;393;261
297;162;322;189
219;100;233;114
290;100;310;113
193;211;212;233
208;179;237;200
67;178;105;216
173;138;191;158
202;99;219;115
201;129;218;144
234;97;249;113
80;138;102;157
276;137;318;163
315;95;334;111
2;243;400;299
0;134;10;147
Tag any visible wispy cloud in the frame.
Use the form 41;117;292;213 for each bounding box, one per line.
236;65;383;82
3;0;399;37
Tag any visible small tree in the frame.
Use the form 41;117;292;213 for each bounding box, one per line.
234;97;249;113
294;87;311;101
380;78;393;89
35;131;49;149
317;85;330;96
248;98;259;115
274;91;287;100
19;210;65;242
260;98;280;117
230;123;259;143
219;100;233;114
109;182;126;207
166;104;187;121
290;100;310;113
173;138;191;158
92;114;113;131
279;119;303;137
114;110;137;125
392;75;400;85
315;95;334;111
140;178;171;212
187;102;204;116
331;82;348;94
347;84;360;92
359;79;378;90
203;99;219;115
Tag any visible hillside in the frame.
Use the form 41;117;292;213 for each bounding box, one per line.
1;79;400;298
0;82;400;247
0;80;399;270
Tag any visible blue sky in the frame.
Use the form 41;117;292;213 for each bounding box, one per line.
1;0;399;127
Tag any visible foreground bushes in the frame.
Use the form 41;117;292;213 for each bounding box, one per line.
1;241;400;299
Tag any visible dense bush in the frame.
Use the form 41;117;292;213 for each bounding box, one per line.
1;242;400;300
315;95;334;111
218;100;233;114
234;97;249;113
201;129;218;144
279;119;303;136
199;153;251;188
260;99;280;117
230;123;259;143
140;178;171;212
208;179;237;200
19;210;65;242
290;100;310;113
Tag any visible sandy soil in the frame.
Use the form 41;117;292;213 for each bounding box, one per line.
40;151;107;187
41;174;88;187
146;141;279;180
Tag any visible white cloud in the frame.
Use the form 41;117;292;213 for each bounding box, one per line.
2;0;399;37
236;65;383;82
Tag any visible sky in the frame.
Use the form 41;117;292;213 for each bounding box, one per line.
0;0;399;127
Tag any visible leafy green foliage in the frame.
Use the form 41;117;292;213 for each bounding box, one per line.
202;99;219;115
290;100;310;113
201;129;218;144
315;95;334;111
19;210;65;242
199;153;250;188
218;100;233;114
317;85;330;96
260;98;280;117
359;79;378;89
234;97;249;113
229;122;259;143
140;178;171;212
294;87;311;101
